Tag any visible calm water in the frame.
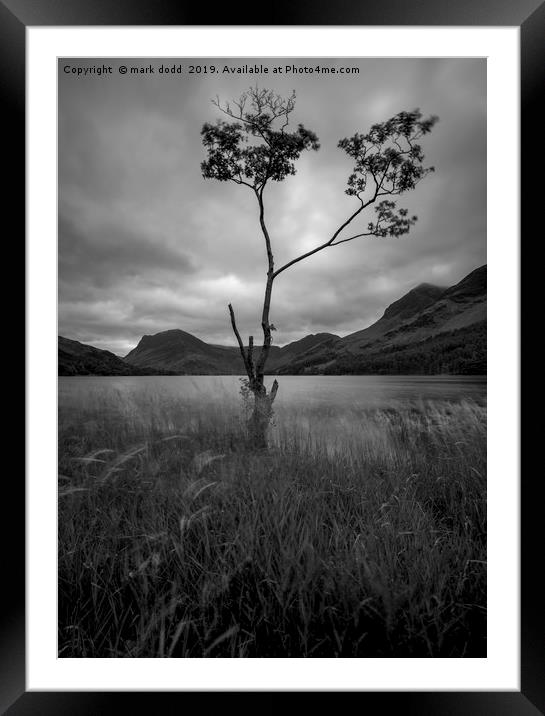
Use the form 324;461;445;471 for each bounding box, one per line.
59;375;486;410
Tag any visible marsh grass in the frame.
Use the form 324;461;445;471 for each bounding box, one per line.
58;390;486;657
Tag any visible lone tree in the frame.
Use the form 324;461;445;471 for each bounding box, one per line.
201;87;438;447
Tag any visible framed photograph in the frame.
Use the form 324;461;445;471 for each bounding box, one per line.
8;0;538;711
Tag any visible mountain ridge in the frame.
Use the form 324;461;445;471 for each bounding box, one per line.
280;265;486;375
58;336;175;376
59;265;486;376
124;329;341;374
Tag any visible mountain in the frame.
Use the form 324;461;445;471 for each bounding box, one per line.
124;329;340;375
58;336;173;376
124;329;244;374
278;265;486;375
338;282;446;350
60;265;486;376
267;333;340;372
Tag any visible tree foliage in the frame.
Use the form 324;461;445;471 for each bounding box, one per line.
337;108;438;238
201;88;320;189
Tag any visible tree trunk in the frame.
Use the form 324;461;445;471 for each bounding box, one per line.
248;386;271;449
228;303;279;449
228;188;279;449
247;378;278;449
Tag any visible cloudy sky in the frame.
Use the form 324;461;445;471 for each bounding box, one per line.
59;58;486;356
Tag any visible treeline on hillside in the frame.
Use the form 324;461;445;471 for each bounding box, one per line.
328;322;486;375
58;352;177;377
283;321;486;376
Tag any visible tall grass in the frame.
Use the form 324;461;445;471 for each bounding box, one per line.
58;390;486;657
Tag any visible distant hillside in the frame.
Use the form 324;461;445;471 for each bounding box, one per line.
282;321;486;376
339;282;446;350
60;265;486;376
279;265;486;375
124;329;339;375
267;333;340;372
58;336;173;376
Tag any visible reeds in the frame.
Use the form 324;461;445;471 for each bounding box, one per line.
58;391;486;657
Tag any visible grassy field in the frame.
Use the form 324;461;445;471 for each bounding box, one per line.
58;388;486;657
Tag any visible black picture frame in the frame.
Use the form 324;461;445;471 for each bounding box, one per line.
8;0;539;711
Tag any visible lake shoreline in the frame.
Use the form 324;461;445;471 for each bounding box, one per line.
59;374;487;412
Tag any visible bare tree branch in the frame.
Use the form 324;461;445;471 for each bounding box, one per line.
228;303;250;376
269;379;279;405
212;87;297;149
331;231;374;246
247;335;255;380
273;194;374;278
231;176;255;190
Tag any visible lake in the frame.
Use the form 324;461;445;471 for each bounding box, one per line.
59;374;486;411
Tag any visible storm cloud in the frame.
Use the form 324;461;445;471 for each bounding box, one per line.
58;58;486;355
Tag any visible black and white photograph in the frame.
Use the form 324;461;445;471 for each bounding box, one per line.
57;57;487;659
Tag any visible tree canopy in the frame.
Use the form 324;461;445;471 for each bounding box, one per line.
201;89;320;189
